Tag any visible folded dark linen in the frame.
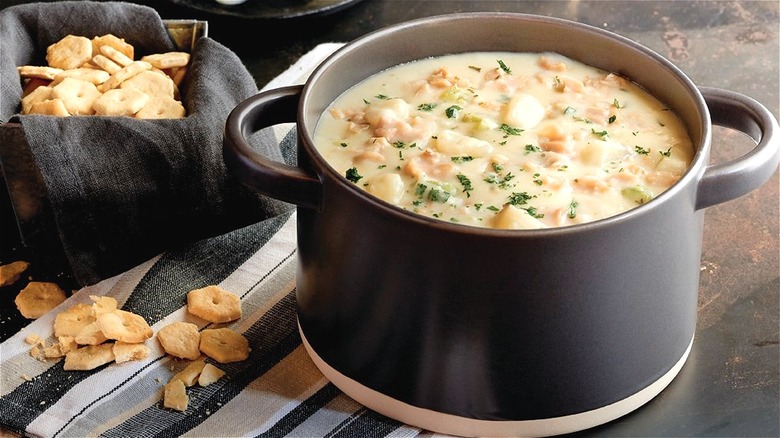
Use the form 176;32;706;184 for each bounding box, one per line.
0;1;294;286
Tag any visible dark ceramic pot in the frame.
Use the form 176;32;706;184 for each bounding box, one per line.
223;13;779;437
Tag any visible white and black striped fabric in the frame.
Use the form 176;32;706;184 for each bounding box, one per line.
0;43;446;438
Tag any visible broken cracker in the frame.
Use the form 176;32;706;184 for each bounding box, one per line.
172;358;206;387
0;260;30;286
42;342;67;359
113;341;151;363
141;52;189;70
58;336;78;355
90;295;118;317
163;378;189;411
199;328;250;364
63;343;115;371
198;363;226;386
17;65;64;81
74;321;109;346
28;99;70;116
21;86;54;114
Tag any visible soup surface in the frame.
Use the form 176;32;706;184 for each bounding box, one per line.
313;52;694;229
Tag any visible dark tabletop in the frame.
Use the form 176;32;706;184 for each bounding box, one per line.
1;1;778;437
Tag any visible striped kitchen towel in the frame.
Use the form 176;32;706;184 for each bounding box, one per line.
0;43;446;438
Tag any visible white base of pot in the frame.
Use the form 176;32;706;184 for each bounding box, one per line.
299;322;693;437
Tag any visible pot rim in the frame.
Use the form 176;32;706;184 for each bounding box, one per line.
299;12;711;236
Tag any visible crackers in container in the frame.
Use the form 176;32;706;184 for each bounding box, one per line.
17;33;188;118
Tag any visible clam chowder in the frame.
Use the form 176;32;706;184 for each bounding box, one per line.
313;52;694;229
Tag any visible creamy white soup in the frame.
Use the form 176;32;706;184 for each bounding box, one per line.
313;52;694;229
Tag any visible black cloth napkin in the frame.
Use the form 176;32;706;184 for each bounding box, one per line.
0;1;294;286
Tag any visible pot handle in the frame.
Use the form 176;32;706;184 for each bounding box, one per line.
696;87;780;210
223;85;321;210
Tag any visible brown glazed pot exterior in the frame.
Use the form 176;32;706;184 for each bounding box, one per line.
223;13;779;437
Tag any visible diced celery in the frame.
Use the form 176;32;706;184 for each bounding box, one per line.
440;85;468;103
621;185;654;204
463;113;499;131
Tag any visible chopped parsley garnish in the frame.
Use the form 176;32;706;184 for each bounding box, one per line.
659;147;672;158
497;59;511;74
340;142;348;148
634;145;650;155
418;103;437;111
393;140;416;149
499;123;523;136
591;128;609;139
564;106;577;115
608;115;617;124
414;182;452;204
525;144;541;154
507;192;533;206
428;188;450;203
568;200;579;219
613;98;622;108
469;65;482;72
345;167;362;183
456;173;473;197
523;206;544;218
445;105;462;119
484;172;516;189
500;173;516;189
451;156;474;163
375;94;391;100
